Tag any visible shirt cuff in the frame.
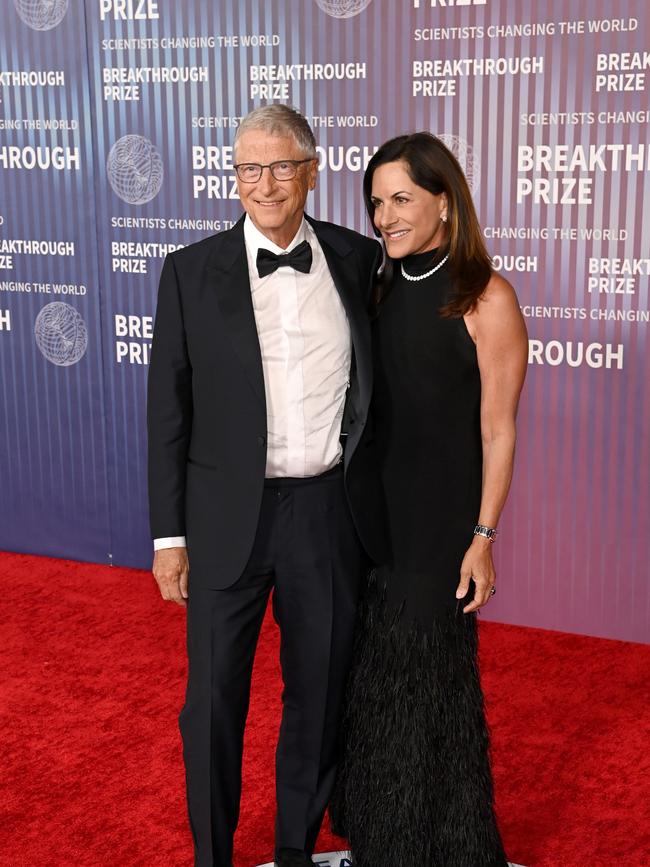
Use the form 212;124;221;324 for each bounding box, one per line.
153;536;187;551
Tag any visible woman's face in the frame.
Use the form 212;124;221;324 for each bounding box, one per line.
370;160;448;258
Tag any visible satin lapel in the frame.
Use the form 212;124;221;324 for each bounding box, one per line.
205;218;266;405
310;218;371;403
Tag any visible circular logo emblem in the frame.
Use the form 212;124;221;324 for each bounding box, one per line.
13;0;69;30
314;0;373;18
106;135;164;205
34;302;88;366
437;134;481;195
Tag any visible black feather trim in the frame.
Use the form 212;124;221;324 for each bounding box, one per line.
330;574;508;867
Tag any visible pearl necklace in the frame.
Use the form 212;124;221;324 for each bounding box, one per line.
400;252;449;282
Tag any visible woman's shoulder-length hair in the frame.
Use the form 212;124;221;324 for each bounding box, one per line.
363;132;492;317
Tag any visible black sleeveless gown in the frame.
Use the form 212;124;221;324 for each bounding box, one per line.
332;251;508;866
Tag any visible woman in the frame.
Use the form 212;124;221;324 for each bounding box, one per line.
332;133;528;866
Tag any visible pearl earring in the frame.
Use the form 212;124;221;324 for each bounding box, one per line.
441;214;448;223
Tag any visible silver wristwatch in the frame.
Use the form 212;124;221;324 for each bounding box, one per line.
474;524;498;542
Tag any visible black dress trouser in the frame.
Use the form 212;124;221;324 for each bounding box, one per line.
179;465;365;867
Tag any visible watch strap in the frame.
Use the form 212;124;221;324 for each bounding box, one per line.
474;524;498;542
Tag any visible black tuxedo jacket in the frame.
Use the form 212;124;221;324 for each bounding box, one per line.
147;214;387;589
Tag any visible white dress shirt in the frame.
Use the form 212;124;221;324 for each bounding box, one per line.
154;215;352;551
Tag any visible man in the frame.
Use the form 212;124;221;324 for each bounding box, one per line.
147;104;386;867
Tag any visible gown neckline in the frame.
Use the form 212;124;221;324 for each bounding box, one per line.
400;246;447;277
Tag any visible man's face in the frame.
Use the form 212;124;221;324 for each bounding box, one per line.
234;130;318;248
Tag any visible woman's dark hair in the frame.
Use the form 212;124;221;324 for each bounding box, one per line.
363;132;492;317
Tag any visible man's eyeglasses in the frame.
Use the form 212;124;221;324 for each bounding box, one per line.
233;158;315;183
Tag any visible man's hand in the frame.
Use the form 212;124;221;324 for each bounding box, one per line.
152;547;189;606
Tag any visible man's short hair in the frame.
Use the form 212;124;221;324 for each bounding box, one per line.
234;105;317;159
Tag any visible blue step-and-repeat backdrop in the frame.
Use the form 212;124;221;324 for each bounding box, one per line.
1;0;648;643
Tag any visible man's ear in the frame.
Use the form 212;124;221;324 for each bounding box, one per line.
307;158;318;191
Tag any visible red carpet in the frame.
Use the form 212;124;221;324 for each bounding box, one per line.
1;552;648;867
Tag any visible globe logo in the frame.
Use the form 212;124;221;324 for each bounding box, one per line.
437;134;481;195
13;0;69;31
314;0;373;18
106;135;164;205
34;302;88;366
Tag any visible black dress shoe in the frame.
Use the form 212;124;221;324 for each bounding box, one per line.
274;848;313;866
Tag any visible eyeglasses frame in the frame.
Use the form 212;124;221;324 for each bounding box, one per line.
233;157;317;183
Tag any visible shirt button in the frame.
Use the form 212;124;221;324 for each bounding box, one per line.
257;436;266;446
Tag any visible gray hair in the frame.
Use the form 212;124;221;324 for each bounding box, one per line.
234;104;317;158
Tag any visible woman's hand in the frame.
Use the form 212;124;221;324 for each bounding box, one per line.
455;535;496;614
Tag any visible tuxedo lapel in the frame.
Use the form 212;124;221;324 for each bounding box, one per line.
205;218;266;405
309;217;372;410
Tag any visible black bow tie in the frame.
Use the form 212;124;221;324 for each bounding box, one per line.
256;240;313;279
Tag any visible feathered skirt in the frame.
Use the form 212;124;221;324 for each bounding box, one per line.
330;574;508;867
